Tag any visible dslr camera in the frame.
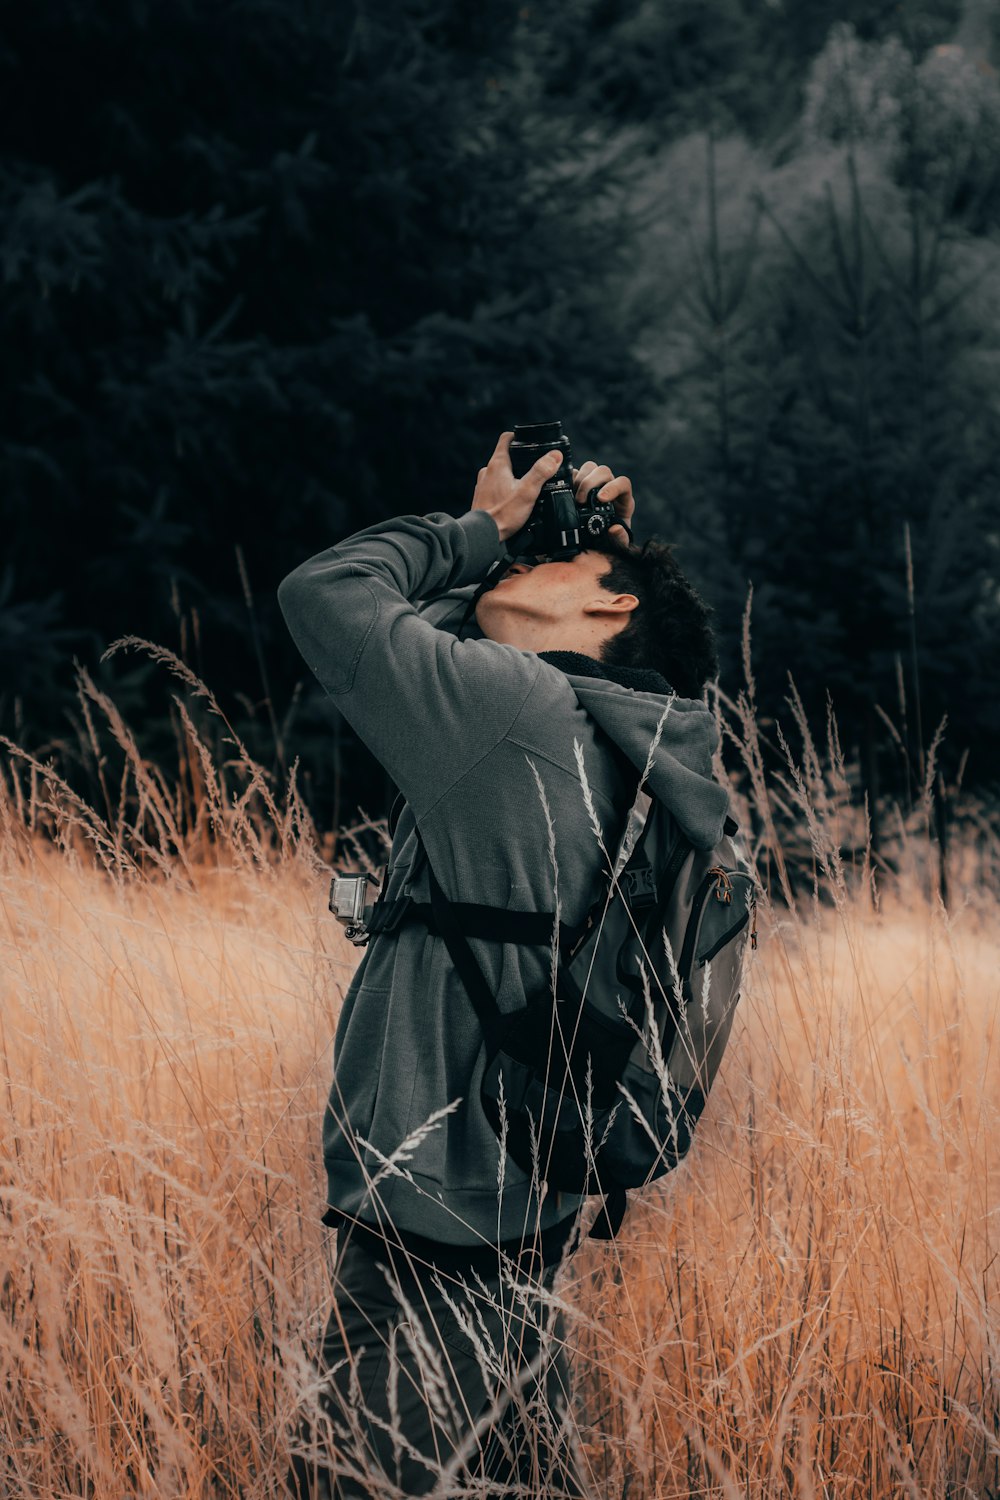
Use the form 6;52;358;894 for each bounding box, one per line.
507;420;631;558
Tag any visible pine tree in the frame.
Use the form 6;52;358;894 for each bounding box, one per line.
623;31;1000;837
0;0;657;815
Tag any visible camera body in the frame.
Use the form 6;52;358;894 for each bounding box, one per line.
508;421;625;558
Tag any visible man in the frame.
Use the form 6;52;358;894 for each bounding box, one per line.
280;432;729;1498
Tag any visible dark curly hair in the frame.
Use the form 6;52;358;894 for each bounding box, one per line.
590;538;719;698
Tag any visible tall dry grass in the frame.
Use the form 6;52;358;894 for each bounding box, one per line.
1;636;997;1498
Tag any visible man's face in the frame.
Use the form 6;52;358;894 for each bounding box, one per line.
475;549;627;649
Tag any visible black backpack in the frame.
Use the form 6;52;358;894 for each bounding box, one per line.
353;773;757;1242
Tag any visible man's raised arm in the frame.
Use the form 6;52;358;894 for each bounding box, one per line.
277;508;534;815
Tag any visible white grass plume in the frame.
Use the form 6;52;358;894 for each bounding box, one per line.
525;754;562;1000
572;738;608;863
357;1098;462;1192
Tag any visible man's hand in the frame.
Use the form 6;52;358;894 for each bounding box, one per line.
571;459;635;545
471;431;563;543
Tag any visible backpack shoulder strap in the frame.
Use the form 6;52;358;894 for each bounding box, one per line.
424;853;508;1054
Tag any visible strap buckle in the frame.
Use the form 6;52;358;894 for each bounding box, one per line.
620;863;656;910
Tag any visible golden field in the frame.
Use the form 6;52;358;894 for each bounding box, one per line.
0;659;998;1498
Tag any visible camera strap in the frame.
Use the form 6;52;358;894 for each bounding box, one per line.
456;552;518;637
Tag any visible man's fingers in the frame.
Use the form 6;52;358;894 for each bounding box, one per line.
604;475;636;526
484;440;634;524
592;474;634;504
488;431;514;467
521;448;562;494
579;470;636;531
575;463;613;503
573;461;598;498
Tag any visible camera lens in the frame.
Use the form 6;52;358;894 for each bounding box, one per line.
512;421;563;445
510;421;570;479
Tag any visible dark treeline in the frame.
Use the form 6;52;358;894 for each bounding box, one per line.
2;0;998;847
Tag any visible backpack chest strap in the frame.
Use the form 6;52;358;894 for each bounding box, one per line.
366;894;580;948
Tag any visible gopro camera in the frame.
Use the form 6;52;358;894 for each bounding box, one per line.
329;872;378;946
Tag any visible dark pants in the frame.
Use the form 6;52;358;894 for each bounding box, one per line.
286;1222;591;1498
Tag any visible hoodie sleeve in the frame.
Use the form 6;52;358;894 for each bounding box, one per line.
277;510;539;814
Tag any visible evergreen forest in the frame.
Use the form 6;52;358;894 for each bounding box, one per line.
3;0;999;858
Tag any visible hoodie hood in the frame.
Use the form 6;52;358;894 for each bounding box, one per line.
539;650;730;850
422;589;731;850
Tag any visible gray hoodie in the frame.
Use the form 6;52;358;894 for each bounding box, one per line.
278;509;730;1250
